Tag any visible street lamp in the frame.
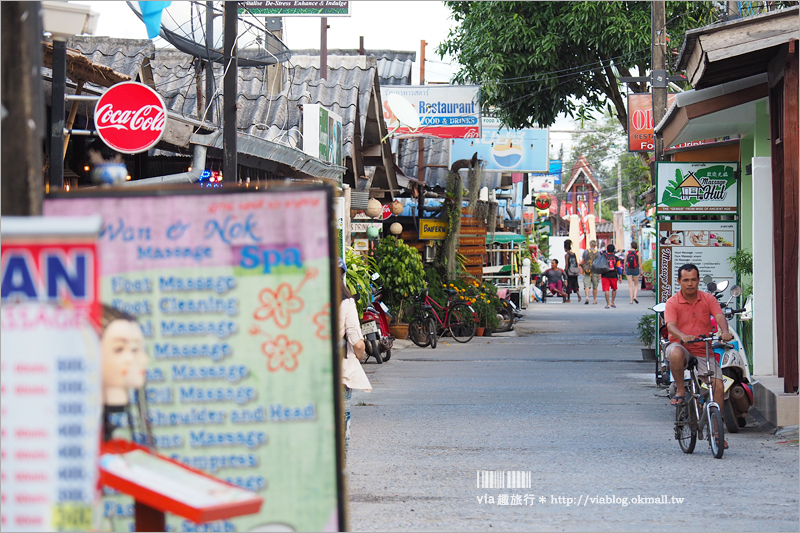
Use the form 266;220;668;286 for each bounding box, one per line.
41;1;99;191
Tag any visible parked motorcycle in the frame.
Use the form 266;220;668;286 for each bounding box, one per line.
495;288;522;332
361;272;393;364
716;284;754;433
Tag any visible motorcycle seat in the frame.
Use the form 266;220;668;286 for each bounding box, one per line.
712;342;731;350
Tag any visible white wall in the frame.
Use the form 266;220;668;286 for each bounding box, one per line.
751;157;776;376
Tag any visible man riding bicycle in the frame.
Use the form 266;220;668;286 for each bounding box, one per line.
666;264;734;443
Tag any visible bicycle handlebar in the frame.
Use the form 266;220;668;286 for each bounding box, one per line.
728;308;747;314
682;335;719;344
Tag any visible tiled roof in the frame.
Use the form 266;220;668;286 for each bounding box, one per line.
290;49;415;86
65;36;155;83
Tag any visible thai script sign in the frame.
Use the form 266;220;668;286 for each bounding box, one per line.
656;221;738;303
451;117;548;172
94;82;167;154
656;162;738;214
1;217;103;532
45;188;344;532
381;85;481;139
238;1;349;16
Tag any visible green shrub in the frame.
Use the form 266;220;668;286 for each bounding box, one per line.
375;236;426;323
636;313;657;347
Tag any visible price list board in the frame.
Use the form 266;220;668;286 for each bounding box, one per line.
45;187;345;532
0;220;103;532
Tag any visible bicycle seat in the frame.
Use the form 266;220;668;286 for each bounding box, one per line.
687;358;698;370
444;289;458;297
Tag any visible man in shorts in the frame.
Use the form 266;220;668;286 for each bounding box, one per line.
601;243;619;308
665;264;734;445
581;240;600;305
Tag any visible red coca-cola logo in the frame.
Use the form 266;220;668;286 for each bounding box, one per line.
94;82;167;154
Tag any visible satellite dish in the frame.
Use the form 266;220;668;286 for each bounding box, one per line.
386;94;421;130
126;1;290;66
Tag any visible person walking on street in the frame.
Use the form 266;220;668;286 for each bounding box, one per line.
543;259;568;300
602;244;620;308
581;240;600;305
625;241;642;304
338;259;371;461
564;239;581;303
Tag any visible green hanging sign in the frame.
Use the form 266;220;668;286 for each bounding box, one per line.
656;162;738;215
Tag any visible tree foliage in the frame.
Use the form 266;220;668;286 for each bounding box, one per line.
438;1;717;131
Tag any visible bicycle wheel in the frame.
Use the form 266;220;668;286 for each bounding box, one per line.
675;398;697;454
446;304;475;343
708;405;725;459
408;318;431;348
427;317;437;349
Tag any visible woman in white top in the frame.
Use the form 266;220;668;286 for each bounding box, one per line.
338;260;371;458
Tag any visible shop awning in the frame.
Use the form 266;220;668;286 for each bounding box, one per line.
654;73;768;149
486;232;527;245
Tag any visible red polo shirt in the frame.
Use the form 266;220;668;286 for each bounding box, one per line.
664;290;723;357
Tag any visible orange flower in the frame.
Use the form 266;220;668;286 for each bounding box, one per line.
254;283;304;329
262;335;302;372
312;303;331;340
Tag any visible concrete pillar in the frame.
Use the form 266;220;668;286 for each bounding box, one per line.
751;156;775;376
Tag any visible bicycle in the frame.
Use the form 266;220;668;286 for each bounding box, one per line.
408;288;476;347
674;335;726;459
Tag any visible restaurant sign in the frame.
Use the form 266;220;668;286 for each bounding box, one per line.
381;85;481;139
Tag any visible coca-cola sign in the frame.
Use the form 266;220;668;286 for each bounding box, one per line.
94;82;167;154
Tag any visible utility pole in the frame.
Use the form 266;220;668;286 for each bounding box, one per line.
417;40;427;222
651;1;667;168
223;1;237;183
205;1;214;121
320;17;328;80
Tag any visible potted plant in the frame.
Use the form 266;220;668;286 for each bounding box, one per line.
463;281;500;336
375;236;426;338
637;313;658;360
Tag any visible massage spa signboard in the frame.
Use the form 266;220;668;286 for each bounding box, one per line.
655;161;738;214
45;187;344;532
656;221;738;304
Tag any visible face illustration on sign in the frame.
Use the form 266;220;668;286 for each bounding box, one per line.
100;306;149;406
94;82;167;154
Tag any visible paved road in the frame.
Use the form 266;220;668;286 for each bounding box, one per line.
346;291;799;532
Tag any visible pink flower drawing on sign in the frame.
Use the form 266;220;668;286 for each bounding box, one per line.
312;303;331;340
262;335;302;372
253;268;318;329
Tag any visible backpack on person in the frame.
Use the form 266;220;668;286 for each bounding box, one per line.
567;253;580;276
606;253;618;273
592;251;610;274
584;249;598;273
626;250;639;270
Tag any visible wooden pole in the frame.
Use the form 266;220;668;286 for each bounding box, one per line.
63;81;84;159
223;1;238;183
651;1;667;167
417;40;427;222
320;17;328;80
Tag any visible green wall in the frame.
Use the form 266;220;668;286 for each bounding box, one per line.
739;99;771;254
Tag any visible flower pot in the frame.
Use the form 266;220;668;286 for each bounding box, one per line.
483;328;493;337
388;323;409;340
476;327;485;337
641;348;657;361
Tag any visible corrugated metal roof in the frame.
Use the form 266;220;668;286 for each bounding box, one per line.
65;36;155;82
290;49;414;86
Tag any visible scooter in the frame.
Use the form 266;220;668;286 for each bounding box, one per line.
716;285;755;433
495;288;522;332
361;273;393;364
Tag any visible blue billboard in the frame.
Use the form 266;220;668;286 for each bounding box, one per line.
450;118;549;173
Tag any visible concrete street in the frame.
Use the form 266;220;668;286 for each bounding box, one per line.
347;290;799;532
